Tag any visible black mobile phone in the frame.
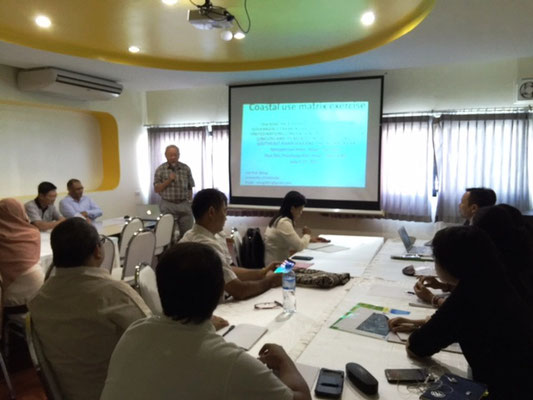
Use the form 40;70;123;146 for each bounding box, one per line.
315;368;344;399
384;368;429;383
291;255;314;261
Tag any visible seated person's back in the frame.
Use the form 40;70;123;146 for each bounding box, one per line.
407;226;533;399
101;242;311;400
29;218;150;400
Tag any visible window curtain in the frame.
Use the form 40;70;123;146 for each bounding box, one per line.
433;112;530;222
208;125;230;197
380;116;434;221
147;125;230;204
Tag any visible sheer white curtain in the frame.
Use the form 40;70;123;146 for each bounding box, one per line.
148;126;206;204
434;112;530;222
380;116;434;221
209;125;230;197
147;125;229;203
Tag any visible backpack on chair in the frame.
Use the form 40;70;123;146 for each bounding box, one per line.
240;228;265;269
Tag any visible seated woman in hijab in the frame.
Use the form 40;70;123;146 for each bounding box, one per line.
264;191;328;265
390;226;533;399
0;198;44;310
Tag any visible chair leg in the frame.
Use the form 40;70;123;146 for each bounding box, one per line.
0;350;15;399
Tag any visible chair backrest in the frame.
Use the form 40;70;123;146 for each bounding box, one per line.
100;235;115;273
119;217;143;259
134;265;163;315
154;213;175;256
240;227;265;269
122;230;156;281
232;228;243;267
25;314;64;400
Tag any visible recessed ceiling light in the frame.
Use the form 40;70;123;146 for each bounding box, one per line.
35;15;52;28
234;32;245;40
161;0;178;5
220;30;233;41
128;46;140;53
361;11;375;26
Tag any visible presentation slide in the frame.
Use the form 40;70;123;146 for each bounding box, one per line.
229;77;383;211
240;101;368;188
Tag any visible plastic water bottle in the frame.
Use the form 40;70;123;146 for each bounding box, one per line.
282;267;296;314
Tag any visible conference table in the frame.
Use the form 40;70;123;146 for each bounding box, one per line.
215;235;468;399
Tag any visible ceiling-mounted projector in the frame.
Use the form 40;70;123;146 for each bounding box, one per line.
187;0;234;30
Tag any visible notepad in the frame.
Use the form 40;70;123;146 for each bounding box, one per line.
387;332;462;354
308;242;333;250
220;324;267;350
315;245;349;253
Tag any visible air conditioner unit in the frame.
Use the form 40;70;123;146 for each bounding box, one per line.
17;67;123;101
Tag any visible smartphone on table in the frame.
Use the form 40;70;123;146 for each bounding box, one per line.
274;259;295;273
315;368;344;398
384;368;431;383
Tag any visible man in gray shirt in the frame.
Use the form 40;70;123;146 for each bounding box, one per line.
25;181;65;231
153;145;195;238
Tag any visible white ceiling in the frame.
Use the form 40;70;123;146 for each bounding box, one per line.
0;0;532;91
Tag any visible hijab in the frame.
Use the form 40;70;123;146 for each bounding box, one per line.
0;198;41;288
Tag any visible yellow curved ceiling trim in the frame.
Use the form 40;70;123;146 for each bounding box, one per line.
0;99;120;194
0;0;435;72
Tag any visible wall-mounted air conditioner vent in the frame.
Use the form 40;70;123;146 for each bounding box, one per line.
17;67;123;101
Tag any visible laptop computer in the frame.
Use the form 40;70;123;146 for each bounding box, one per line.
135;204;161;221
397;227;433;257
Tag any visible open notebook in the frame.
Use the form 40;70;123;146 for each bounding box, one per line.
219;324;268;351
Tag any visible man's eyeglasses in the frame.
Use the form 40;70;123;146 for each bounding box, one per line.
99;236;106;246
254;301;282;310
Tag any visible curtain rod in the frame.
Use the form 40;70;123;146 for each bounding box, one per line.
144;121;228;128
385;106;532;118
144;106;532;127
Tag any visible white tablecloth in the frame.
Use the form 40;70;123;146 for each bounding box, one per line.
215;235;467;399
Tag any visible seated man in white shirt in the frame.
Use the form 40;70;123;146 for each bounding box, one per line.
180;188;281;301
24;181;65;231
59;178;103;221
101;242;311;400
29;218;151;400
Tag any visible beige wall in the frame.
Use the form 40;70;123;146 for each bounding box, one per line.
144;57;532;236
146;57;533;124
0;64;147;219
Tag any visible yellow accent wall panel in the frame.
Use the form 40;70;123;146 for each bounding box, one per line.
0;100;119;198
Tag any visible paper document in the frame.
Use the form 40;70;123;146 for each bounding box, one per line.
387;332;462;354
308;242;333;250
331;303;410;340
315;245;349;253
220;324;267;351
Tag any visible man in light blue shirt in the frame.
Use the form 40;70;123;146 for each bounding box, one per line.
59;178;103;221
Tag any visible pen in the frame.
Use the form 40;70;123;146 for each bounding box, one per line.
406;291;415;295
222;325;235;337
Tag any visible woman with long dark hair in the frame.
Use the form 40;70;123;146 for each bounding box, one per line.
390;226;533;398
264;191;326;264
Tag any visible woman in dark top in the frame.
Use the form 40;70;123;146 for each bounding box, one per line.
473;204;533;301
396;226;533;399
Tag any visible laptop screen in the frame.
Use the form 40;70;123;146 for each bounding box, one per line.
397;227;413;251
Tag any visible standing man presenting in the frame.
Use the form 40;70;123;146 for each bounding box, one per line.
154;145;195;238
